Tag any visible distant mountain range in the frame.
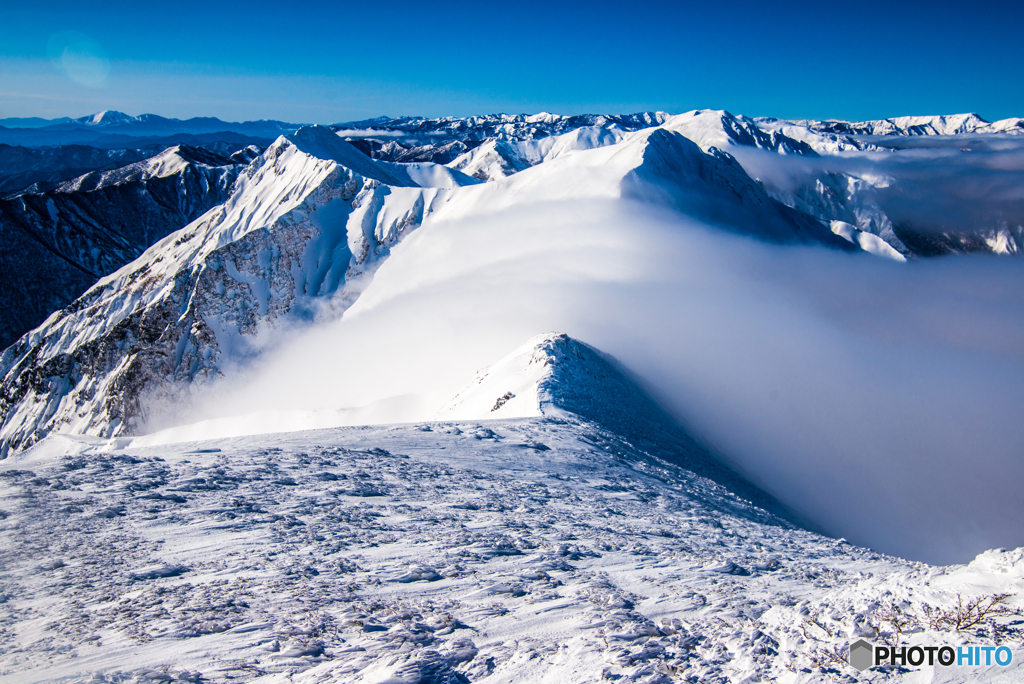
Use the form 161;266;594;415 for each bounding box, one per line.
0;110;305;148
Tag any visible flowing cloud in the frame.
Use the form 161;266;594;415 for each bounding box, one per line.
731;136;1024;239
152;196;1024;565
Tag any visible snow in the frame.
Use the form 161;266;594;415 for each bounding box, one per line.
447;126;629;181
0;126;487;454
436;333;555;421
831;220;907;261
79;110;138;126
3;107;1024;682
2;408;1021;683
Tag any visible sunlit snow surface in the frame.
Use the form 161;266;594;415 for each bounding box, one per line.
1;418;1022;684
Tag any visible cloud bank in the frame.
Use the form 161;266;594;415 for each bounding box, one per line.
150;196;1024;566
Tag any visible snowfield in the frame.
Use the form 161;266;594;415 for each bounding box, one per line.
1;334;1023;683
2;417;1022;683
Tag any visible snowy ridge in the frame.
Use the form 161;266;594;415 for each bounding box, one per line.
334;112;668;170
1;108;1024;683
0;128;473;455
333;111;669;144
9;102;1022;455
332;109;1024;258
426;125;852;248
0;145;246;348
439;333;791;518
447;126;630;181
52;145;237;193
773;112;1024;138
0;118;885;456
664;110;829;155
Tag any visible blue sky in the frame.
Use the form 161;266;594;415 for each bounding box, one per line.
2;0;1022;123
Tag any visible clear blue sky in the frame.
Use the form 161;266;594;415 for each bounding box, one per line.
2;0;1022;124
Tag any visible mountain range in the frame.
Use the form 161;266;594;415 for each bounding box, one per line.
0;107;1022;682
3;108;1022;451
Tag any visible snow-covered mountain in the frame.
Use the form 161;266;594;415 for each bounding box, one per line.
767;112;1024;138
0;126;481;455
15;98;1024;456
0;145;246;349
333;112;668;168
1;106;1024;683
0;120;870;457
336;109;1024;258
0;144;155;197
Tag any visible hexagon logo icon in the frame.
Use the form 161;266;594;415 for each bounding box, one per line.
849;639;874;671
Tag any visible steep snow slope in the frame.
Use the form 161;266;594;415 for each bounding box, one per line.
334;109;1024;258
438;333;789;517
427;126;852;248
0;127;478;455
447;126;630;181
0;122;865;457
663;110;834;155
0;145;245;349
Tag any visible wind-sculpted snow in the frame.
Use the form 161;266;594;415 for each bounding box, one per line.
439;333;790;520
2;109;1024;682
0;128;475;456
0;419;1021;683
3;112;1024;566
0;122;853;454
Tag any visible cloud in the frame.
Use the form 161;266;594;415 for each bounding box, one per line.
731;137;1024;239
151;196;1024;565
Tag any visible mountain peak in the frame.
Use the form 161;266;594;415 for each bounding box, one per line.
285;125;478;189
77;110;136;126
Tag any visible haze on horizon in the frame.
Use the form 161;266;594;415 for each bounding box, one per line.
2;0;1023;124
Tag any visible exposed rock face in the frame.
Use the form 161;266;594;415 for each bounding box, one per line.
0;145;245;348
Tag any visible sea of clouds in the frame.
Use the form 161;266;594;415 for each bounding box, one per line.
143;187;1024;566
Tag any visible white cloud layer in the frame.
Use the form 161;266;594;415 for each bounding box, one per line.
159;197;1024;565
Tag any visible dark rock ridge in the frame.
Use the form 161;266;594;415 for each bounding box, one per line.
0;145;244;349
